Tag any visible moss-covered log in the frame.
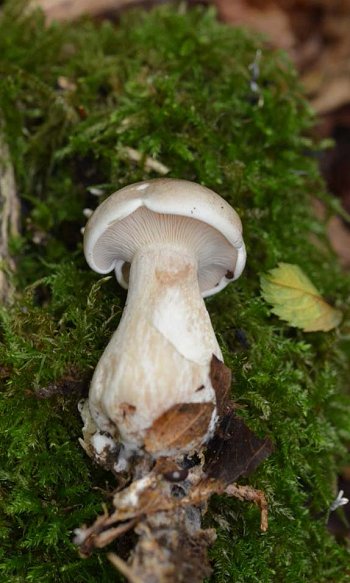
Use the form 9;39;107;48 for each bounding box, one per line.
0;2;349;581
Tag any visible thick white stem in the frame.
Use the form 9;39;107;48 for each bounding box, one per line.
89;244;223;454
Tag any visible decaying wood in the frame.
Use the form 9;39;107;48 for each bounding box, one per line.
0;123;20;303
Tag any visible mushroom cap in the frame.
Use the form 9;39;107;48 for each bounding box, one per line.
84;178;246;297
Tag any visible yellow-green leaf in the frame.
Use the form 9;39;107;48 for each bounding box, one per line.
261;263;342;332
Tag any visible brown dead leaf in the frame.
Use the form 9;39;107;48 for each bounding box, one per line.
215;0;350;118
311;77;350;115
204;406;273;485
210;354;232;416
144;402;215;454
326;215;350;268
215;0;295;50
313;199;350;269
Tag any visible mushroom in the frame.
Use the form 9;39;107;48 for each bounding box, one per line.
84;178;246;458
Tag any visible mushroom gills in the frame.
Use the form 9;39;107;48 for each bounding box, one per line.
92;207;238;296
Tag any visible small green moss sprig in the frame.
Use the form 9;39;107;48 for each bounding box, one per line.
0;2;349;581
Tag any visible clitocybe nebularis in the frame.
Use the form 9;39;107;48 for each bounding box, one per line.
83;178;246;459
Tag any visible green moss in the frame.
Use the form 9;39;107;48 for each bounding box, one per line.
0;2;349;581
